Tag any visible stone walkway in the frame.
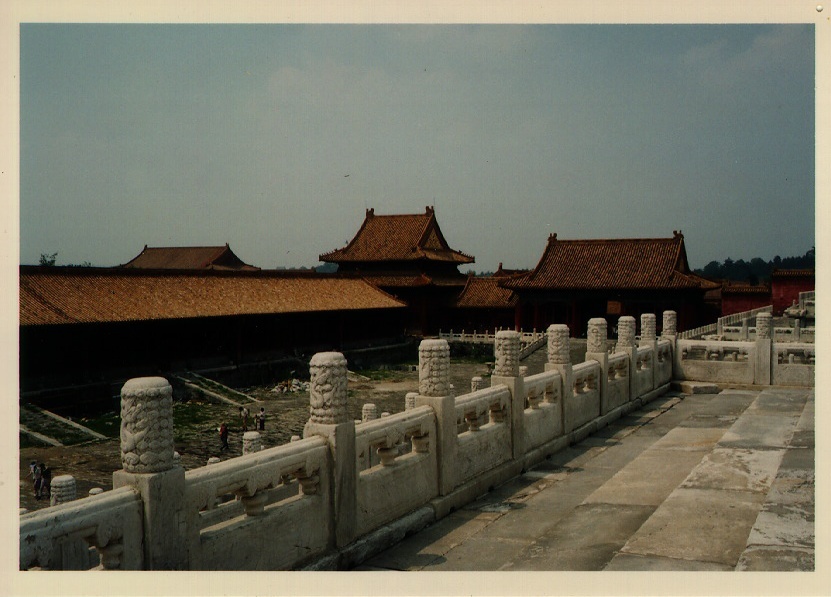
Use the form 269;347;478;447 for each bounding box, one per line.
354;387;814;572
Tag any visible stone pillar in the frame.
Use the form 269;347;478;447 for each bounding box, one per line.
242;431;262;455
586;318;610;415
545;324;572;433
470;376;486;392
491;331;525;459
362;403;379;422
50;475;77;506
404;392;418;411
615;316;637;401
112;377;188;570
640;312;662;389
518;366;528;378
615;316;636;353
207;457;221;465
88;487;104;497
303;352;356;548
639;313;657;348
662;311;677;339
741;319;749;341
415;339;457;495
755;312;772;385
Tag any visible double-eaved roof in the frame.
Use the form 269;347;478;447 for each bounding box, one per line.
20;267;405;326
320;206;474;265
505;231;718;291
121;244;259;271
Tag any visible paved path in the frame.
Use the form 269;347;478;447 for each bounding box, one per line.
355;387;814;572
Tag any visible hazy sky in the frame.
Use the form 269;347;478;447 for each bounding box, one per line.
20;24;815;272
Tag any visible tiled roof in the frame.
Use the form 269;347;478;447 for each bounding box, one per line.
505;232;709;291
361;274;434;288
121;244;259;270
493;263;529;278
455;276;518;308
20;267;405;326
722;282;771;295
771;269;815;278
320;207;474;265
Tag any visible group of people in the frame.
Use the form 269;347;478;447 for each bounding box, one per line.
218;406;267;452
28;460;52;500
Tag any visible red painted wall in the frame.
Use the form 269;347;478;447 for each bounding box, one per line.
771;275;814;314
721;293;770;317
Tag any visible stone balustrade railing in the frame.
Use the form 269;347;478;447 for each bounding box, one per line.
20;307;813;571
19;486;144;570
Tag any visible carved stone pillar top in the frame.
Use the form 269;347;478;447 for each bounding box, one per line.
50;475;76;506
547;324;571;364
616;316;636;351
494;330;521;377
662;310;677;336
308;351;349;425
419;339;450;397
587;318;608;354
640;313;657;342
242;431;263;454
361;403;379;422
470;377;486;392
756;311;772;339
120;377;175;474
404;392;418;411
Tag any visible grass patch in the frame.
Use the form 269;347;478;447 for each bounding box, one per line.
77;411;120;438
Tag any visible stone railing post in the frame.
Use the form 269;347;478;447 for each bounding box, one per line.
404;392;418;411
586;318;610;415
112;377;188;570
242;431;262;455
46;475;93;570
754;312;772;385
303;352;356;548
491;330;525;459
545;324;572;433
662;310;677;340
415;339;457;495
639;313;660;389
615;315;637;401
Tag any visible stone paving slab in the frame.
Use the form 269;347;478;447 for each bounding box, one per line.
735;545;815;571
605;553;734;571
692;391;757;417
647;426;727;451
678;414;737;428
744;389;809;416
503;503;655;571
359;509;501;571
618;487;766;566
583;448;707;506
717;414;798;449
680;447;784;493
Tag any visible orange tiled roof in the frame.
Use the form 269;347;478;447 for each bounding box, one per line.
121;244;259;270
20;267;405;326
505;232;710;291
771;268;815;278
320;207;474;265
455;276;519;308
721;282;770;295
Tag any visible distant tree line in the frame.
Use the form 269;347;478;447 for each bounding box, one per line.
694;247;815;285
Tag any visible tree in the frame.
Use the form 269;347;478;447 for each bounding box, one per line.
39;252;57;267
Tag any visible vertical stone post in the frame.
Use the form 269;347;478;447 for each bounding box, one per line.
741;318;749;341
615;316;637;402
112;377;188;570
415;339;457;495
639;313;658;388
50;475;77;506
545;324;572;433
362;403;379;422
471;376;486;392
794;319;801;342
586;318;610;415
662;310;679;381
242;431;262;455
303;352;355;548
404;392;418;411
754;312;772;385
491;330;525;459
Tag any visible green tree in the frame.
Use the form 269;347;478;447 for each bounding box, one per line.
38;252;57;266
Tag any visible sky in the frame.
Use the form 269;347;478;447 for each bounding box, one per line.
19;23;815;273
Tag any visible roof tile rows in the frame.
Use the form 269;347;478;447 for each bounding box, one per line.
455;276;519;308
506;232;715;291
320;207;474;265
20;268;404;326
121;245;259;270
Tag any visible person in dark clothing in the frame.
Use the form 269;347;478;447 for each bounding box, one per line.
219;423;229;451
39;463;51;499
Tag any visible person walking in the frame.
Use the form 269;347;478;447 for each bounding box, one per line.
239;406;250;432
219;422;229;451
39;463;51;500
257;407;266;431
32;463;43;500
